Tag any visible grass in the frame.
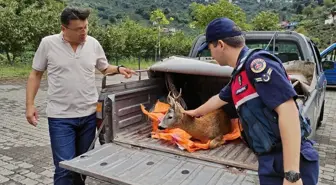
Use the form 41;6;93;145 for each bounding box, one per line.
0;63;33;81
0;58;156;81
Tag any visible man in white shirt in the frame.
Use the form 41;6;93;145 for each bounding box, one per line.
25;7;136;185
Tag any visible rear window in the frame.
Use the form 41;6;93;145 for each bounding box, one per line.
198;40;303;63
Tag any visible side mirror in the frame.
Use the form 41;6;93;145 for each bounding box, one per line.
322;60;335;70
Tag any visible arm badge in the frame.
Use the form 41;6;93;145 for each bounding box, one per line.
250;58;266;73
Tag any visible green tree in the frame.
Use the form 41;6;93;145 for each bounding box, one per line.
0;0;65;65
160;31;193;57
149;9;174;60
313;6;324;17
324;0;334;7
251;11;281;31
119;18;157;58
295;26;308;35
302;6;314;17
88;11;125;61
23;0;66;49
189;0;250;31
0;0;27;65
150;9;173;25
94;25;127;61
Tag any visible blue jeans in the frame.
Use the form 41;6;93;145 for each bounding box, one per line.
258;139;319;185
48;112;96;185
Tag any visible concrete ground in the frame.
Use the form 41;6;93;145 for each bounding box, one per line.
0;72;335;185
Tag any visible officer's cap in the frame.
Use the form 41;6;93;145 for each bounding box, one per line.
198;17;243;52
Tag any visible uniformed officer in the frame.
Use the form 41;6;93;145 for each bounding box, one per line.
184;17;319;185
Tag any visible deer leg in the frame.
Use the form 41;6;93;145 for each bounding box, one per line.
209;135;225;149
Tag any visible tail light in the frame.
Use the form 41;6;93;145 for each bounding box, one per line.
96;100;103;119
96;100;104;129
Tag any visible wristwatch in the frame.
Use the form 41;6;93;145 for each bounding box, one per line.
284;171;301;182
117;65;125;73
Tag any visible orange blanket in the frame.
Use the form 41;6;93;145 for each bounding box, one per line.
140;100;242;152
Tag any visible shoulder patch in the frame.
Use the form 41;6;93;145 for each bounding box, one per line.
250;58;266;73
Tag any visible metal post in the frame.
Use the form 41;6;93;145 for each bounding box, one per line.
138;56;141;80
158;25;161;61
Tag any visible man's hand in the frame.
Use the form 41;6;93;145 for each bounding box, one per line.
284;179;303;185
26;69;43;127
184;94;227;117
119;67;137;79
26;105;38;126
183;109;202;118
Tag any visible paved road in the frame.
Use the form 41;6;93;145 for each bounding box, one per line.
0;73;335;185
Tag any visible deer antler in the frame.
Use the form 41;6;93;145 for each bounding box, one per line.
172;88;182;100
167;91;175;105
167;88;183;109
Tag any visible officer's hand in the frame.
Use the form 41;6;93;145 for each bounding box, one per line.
283;179;302;185
26;105;38;127
183;110;202;118
119;67;137;79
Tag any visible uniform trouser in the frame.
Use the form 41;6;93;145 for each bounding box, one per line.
257;139;319;185
48;112;96;185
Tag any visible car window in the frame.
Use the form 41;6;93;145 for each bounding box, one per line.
197;40;304;63
321;46;336;71
307;41;320;75
312;42;323;74
322;48;336;62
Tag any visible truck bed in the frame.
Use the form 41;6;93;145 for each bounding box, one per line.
97;77;258;172
113;122;258;171
60;77;260;184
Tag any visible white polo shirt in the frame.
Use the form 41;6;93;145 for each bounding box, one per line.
32;32;109;118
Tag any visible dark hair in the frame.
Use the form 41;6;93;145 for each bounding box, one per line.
212;25;245;48
60;7;91;26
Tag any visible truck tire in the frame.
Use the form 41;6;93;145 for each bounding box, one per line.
317;100;324;129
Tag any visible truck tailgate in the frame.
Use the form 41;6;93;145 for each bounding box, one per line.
59;143;259;185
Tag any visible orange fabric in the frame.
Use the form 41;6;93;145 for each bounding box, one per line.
140;100;170;132
140;100;242;152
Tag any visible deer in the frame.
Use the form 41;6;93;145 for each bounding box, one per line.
283;60;315;85
158;89;232;149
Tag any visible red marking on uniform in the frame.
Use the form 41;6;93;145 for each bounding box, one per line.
231;71;258;107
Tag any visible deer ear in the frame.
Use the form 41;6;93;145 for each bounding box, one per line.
174;103;184;115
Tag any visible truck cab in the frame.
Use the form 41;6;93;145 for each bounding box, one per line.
59;31;326;185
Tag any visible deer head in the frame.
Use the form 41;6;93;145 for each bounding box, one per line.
158;89;184;130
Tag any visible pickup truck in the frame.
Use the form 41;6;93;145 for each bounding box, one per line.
60;31;326;185
320;43;336;85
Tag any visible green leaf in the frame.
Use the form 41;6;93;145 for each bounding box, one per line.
189;0;251;31
251;11;281;31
